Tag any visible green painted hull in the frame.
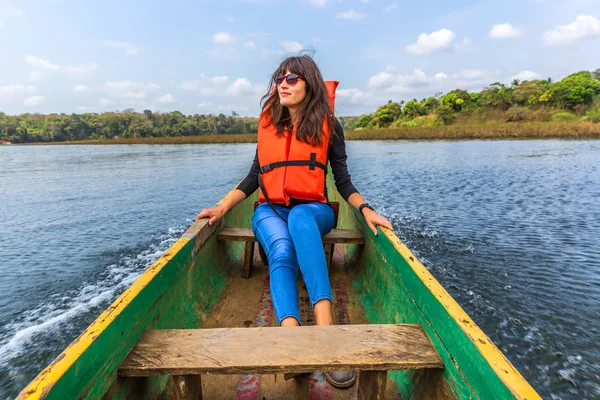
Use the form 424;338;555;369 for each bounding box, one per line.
18;179;540;400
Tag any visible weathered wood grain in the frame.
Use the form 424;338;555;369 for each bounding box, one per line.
240;241;254;279
119;324;443;377
357;371;386;400
218;227;364;244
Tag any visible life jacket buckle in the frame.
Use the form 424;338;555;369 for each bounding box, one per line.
309;153;317;171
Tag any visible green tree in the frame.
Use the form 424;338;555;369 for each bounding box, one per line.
544;71;600;109
402;99;425;118
512;80;550;106
436;104;455;125
479;83;513;110
356;114;373;128
370;100;402;127
441;89;470;111
422;97;440;113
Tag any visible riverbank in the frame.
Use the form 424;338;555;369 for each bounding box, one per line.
10;122;600;145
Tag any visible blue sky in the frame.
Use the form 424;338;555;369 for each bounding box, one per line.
1;0;600;116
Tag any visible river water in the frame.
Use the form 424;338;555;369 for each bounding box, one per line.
0;140;598;399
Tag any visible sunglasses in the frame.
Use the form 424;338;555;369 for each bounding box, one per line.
274;73;303;86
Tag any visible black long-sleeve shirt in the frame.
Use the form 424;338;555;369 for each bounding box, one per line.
236;119;359;204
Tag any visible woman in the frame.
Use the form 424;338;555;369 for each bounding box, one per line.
196;55;393;389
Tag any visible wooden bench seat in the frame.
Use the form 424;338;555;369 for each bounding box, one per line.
218;227;365;244
218;227;365;278
119;324;444;399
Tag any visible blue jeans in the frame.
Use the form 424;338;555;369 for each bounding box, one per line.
251;202;335;326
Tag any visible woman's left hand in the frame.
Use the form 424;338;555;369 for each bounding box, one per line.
363;209;393;236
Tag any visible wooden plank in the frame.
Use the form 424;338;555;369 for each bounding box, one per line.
324;243;333;271
218;227;364;244
357;371;386;400
119;324;443;377
240;241;254;279
217;227;257;242
322;229;364;244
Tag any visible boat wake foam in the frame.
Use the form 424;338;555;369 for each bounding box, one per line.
0;222;191;394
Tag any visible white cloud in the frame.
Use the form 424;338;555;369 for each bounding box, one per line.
24;55;98;79
158;94;176;104
180;75;230;91
103;81;160;99
64;63;99;79
213;31;235;45
368;69;440;93
368;71;396;88
544;15;600;45
24;55;59;70
453;69;499;88
366;67;495;95
280;41;304;52
73;84;88;92
24;96;45;106
243;41;256;49
196;101;252;115
99;98;112;106
406;28;455;55
384;2;398;11
0;84;36;99
212;76;229;85
489;23;521;39
306;0;328;6
227;78;258;96
181;80;201;91
198;102;214;109
76;106;97;112
28;71;44;81
181;75;261;98
335;9;367;21
512;71;541;81
336;88;377;106
101;41;139;56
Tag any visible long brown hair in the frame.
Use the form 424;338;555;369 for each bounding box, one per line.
260;55;335;147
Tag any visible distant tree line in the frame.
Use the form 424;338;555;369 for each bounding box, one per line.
339;69;600;130
0;110;258;143
2;69;600;143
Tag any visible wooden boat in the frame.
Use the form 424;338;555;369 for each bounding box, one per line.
17;179;541;399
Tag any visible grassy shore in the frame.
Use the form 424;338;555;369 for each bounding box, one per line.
11;121;600;145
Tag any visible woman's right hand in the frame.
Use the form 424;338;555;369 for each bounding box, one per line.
195;205;227;226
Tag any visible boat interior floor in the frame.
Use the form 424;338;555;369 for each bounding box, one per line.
194;243;397;399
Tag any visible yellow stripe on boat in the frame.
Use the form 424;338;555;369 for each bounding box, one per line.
381;228;541;400
17;237;191;399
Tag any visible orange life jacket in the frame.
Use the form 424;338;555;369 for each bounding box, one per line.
257;80;339;206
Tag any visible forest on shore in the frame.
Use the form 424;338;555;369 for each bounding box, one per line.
1;69;600;144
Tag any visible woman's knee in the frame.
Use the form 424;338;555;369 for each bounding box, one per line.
268;238;297;270
288;206;313;231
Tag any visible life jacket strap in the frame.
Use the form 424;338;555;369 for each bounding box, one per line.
259;153;327;174
257;173;287;220
258;152;327;220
